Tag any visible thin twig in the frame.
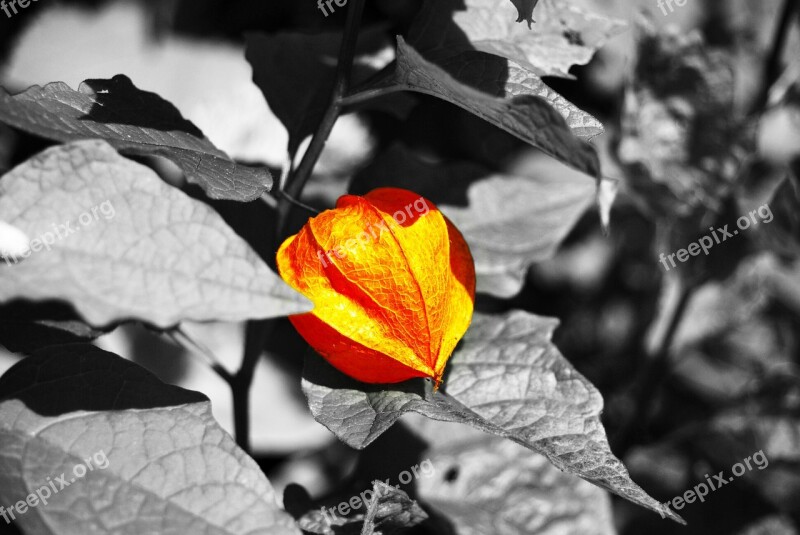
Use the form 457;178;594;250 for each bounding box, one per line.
278;189;321;215
260;192;278;209
232;319;276;454
613;282;696;456
276;0;366;240
338;86;403;107
753;0;799;113
169;326;234;384
236;0;366;455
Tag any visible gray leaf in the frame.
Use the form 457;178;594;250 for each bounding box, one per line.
409;418;617;535
0;75;272;201
0;140;310;327
0;344;301;535
409;0;626;79
358;38;600;178
302;311;685;523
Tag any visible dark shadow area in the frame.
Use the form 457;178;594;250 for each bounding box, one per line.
190;183;279;267
0;343;207;415
350;141;484;207
282;420;455;535
302;351;428;398
0;299;109;355
127;324;192;388
353;422;457;535
80;75;204;137
171;0;422;40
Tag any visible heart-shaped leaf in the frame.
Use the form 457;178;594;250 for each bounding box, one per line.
0;75;272;201
0;344;301;534
0;140;310;327
302;311;685;523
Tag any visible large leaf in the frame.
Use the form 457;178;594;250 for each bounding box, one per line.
302;310;684;523
408;418;616;535
0;140;311;327
352;145;595;297
358;38;600;178
409;0;626;79
0;344;301;535
0;75;272;201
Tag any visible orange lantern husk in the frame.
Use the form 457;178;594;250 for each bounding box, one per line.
277;187;475;386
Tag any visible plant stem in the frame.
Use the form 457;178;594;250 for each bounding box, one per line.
232;319;275;454
277;189;320;215
169;326;234;384
241;0;366;454
613;281;695;456
753;0;798;113
338;86;403;107
276;0;366;240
